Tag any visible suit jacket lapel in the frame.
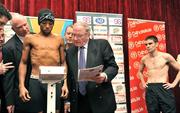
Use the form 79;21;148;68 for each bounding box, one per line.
15;35;23;55
15;35;23;66
69;46;78;80
86;39;97;68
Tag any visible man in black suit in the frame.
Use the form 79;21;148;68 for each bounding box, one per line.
0;4;14;113
66;22;119;113
0;29;14;113
2;13;31;113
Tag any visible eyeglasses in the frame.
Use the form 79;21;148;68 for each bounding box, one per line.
72;33;87;38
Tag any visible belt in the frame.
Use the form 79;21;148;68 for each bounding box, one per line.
30;75;39;80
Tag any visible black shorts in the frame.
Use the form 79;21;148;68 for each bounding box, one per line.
145;83;176;113
22;78;62;112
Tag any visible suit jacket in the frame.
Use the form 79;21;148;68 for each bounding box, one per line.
0;50;3;99
2;34;31;110
66;39;119;113
0;50;7;113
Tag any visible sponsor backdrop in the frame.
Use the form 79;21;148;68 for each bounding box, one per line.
76;11;127;113
4;16;73;42
128;18;166;113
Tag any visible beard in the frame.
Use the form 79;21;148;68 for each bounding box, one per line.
42;30;51;36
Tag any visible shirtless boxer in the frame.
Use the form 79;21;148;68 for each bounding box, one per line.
18;9;68;113
138;35;180;113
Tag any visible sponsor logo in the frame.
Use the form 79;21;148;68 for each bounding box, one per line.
131;96;141;103
115;56;124;62
130;50;147;59
109;26;122;35
132;107;144;113
153;24;165;32
93;35;108;40
113;51;123;55
116;104;127;112
129;40;146;49
159;43;166;51
133;61;140;69
128;28;152;38
112;74;125;82
157;34;162;41
130;86;138;92
114;18;122;25
130;75;134;80
118;64;124;73
77;16;91;24
134;40;145;48
111;36;123;44
137;50;148;58
93;26;107;35
128;20;146;29
112;45;123;51
82;16;91;24
130;51;138;59
95;18;105;24
156;34;166;41
109;17;122;26
115;94;126;103
129;41;135;49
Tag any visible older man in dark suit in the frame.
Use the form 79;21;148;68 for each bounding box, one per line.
65;22;119;113
2;13;31;113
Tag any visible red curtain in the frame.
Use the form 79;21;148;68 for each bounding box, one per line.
1;0;180;112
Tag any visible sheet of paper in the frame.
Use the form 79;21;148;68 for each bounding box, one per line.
78;65;104;81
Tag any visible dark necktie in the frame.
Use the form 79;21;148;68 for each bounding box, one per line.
78;47;87;95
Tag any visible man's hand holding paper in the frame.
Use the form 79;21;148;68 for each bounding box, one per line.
92;72;107;84
78;65;104;82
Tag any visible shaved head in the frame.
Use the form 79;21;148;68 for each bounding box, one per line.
10;13;29;37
